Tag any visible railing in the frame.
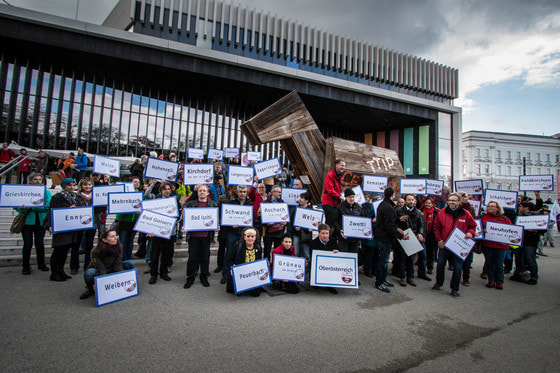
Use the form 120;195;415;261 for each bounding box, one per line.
0;155;32;177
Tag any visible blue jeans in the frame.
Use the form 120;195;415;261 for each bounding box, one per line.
363;241;377;275
482;247;507;284
223;231;241;276
292;235;310;265
84;260;135;285
374;241;392;286
145;237;152;265
436;249;463;291
119;230;137;261
515;245;538;280
416;242;428;278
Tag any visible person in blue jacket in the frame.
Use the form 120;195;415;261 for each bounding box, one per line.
71;147;88;182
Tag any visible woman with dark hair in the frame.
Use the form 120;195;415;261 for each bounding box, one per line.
130;158;144;179
481;201;511;289
226;227;263;296
73;177;97;274
79;229;135;299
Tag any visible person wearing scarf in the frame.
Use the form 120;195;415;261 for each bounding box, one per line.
72;177;97;275
79;229;135;299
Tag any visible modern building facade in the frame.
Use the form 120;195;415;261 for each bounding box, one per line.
0;0;462;183
462;131;560;201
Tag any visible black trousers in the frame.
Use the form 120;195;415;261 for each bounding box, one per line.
187;236;211;280
263;235;283;259
393;244;414;279
216;229;227;270
50;244;72;274
21;225;46;268
150;237;173;276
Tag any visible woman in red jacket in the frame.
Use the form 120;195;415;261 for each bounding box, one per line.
481;201;512;289
18;148;31;184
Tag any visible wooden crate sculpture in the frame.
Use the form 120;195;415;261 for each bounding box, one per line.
241;91;405;204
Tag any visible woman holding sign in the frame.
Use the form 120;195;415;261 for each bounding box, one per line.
481;201;512;290
73;177;97;274
226;227;264;297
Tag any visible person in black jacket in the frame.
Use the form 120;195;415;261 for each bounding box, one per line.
288;191;314;265
373;188;407;292
512;201;544;285
309;224;339;294
333;188;363;253
226;227;264;296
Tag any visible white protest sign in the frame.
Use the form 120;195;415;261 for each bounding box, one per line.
299;175;311;185
183;164;214;185
515;215;550;230
473;219;484;240
342;215;373;239
227;165;254;185
455;179;484;195
397;228;424;256
93;155;120;177
224;147;240;158
143;157;179;182
351;185;366;205
260;202;290;224
246;151;261;161
444;227;476;261
400;179;427;194
281;187;307;206
116;182;135;193
254;158;282;180
362;175;388;193
107;192;143;214
272;254;306;282
95;269;139;307
469;199;481;217
484;221;524;246
207;148;224;160
519;174;554;191
188;148;204;160
0;184;46;207
372;199;383;216
141;197;179;217
293;207;323;231
133;210;176;239
310;250;359;289
221;204;253;227
51;206;94;233
183;207;219;231
426;179;444;196
231;259;271;294
484;189;518;210
92;184;125;207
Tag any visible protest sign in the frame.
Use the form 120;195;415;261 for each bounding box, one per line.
231;259;271;294
519;175;554;191
188;148;204;160
92;184;125;207
93;155;120;177
342;215;373;239
426;179;444;196
397;228;424;256
183;207;219;231
133;210;176;239
207;148;224;160
260;202;290;224
272;254;306;282
473;219;484;240
372;199;382;216
469;199;481;217
484;221;524;246
484;189;518;210
444;227;476;261
310;250;359;289
0;184;46;207
400;179;427;194
183;164;214;185
224;147;240;158
362;175;388;193
107;192;143;214
51;206;94;233
293;207;323;231
141;197;179;217
254;158;282;180
351;185;366;205
246;151;261;161
281;187;307;206
515;215;550;230
116;182;135;192
454;179;484;195
95;269;139;307
227;165;254;185
144;157;179;182
221;204;253;227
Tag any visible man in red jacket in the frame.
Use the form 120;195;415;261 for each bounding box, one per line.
321;159;345;227
0;141;16;183
431;192;476;298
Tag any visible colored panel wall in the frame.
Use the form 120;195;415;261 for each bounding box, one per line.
403;128;413;175
364;133;373;145
418;125;429;174
389;130;399;153
376;131;385;148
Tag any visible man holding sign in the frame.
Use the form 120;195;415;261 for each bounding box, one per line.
432;192;477;298
333;188;363;253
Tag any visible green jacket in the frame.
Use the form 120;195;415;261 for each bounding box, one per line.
14;189;52;226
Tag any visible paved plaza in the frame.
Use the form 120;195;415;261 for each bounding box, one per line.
1;235;559;372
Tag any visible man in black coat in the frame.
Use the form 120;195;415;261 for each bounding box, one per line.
333;188;363;253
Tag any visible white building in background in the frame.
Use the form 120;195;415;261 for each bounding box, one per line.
462;131;560;202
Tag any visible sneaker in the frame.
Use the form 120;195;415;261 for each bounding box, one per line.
495;283;503;290
144;267;151;274
376;284;390;293
220;276;227;284
406;278;417;287
22;267;31;275
383;281;394;287
450;290;461;298
527;279;538;285
462;280;470;287
149;276;157;284
486;282;495;288
201;278;210;287
431;284;441;291
399;278;407;287
184;278;194;289
327;287;338;294
160;274;171;281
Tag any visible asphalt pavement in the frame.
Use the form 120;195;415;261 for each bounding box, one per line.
1;233;559;372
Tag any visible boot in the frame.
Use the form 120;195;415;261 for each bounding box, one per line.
79;284;95;300
50;262;65;281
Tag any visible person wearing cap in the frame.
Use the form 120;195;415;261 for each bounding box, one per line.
44;178;81;282
332;188;363;254
512;201;544;285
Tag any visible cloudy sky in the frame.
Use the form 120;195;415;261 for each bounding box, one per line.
5;0;560;136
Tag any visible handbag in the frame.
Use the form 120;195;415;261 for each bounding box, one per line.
10;210;31;235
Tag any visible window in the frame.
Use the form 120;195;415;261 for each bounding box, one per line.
507;151;511;160
556;154;559;163
462;149;466;159
546;168;551;174
546;154;550;162
516;152;521;160
476;148;481;157
497;165;501;175
463;164;467;175
526;152;531;160
484;149;489;157
537;153;541;161
537;168;541;174
476;164;481;174
496;150;501;158
484;164;490;174
507;166;511;175
517;167;522;175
